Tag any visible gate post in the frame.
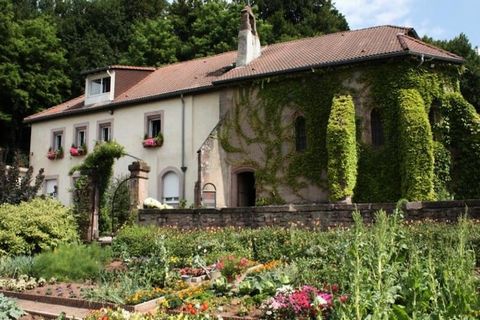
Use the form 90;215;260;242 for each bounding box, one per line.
128;161;150;210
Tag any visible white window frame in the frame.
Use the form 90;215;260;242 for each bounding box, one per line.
144;111;164;138
89;76;111;96
73;123;88;148
97;120;113;142
44;176;59;198
51;128;65;151
84;71;115;105
158;167;183;207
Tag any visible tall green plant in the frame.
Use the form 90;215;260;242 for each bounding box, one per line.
327;94;357;201
398;89;434;200
443;93;480;198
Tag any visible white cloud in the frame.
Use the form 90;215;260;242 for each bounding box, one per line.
334;0;413;28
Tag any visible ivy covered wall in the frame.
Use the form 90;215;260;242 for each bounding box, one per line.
327;95;357;201
205;58;480;204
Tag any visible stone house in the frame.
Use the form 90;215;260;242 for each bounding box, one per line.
26;7;475;208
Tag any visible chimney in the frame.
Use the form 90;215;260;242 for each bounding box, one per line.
236;6;261;67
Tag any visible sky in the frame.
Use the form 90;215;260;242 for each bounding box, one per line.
334;0;480;49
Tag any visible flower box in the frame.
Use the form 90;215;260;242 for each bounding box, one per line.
47;148;63;160
70;146;86;157
142;134;163;148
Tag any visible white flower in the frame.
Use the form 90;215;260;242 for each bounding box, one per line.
315;295;328;306
276;285;293;294
266;310;273;315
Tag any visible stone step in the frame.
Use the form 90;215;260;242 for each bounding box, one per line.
15;298;92;320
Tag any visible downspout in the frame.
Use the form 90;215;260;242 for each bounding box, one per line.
180;94;187;200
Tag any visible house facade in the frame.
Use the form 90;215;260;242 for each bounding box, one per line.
26;7;477;207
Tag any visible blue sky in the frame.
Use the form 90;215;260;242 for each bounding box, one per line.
334;0;479;49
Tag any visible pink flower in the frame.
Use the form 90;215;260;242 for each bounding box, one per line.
70;147;79;156
143;138;156;146
215;260;224;270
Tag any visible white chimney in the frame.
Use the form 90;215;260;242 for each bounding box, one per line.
236;6;261;67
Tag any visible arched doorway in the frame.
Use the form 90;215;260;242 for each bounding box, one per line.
236;171;256;207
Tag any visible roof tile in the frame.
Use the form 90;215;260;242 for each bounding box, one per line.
25;25;463;123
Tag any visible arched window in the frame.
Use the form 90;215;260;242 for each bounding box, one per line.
295;116;307;152
202;183;217;208
370;109;384;146
162;171;179;206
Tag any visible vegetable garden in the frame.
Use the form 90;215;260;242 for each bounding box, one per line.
1;206;480;319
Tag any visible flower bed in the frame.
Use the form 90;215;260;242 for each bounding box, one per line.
4;212;480;319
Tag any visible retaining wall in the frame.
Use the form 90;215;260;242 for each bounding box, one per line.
138;200;480;230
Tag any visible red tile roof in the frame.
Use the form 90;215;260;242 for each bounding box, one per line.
24;25;463;123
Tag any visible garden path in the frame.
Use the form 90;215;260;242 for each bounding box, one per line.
15;297;91;319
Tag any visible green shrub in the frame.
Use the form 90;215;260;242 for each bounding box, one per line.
398;89;435;200
327;94;358;201
0;198;78;255
112;225;162;258
0;294;24;319
31;243;111;281
0;256;34;278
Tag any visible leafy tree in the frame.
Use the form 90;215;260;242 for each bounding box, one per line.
121;0;169;21
423;33;480;112
168;0;270;61
0;153;45;205
242;0;349;41
0;0;70;158
121;17;180;66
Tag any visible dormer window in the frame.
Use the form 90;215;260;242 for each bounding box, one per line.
84;72;114;105
90;76;111;95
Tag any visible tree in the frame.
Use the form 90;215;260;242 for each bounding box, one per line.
0;153;45;205
241;0;349;41
0;0;70;159
121;17;180;66
423;33;480;113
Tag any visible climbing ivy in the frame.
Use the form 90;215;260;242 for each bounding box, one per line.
354;62;459;202
327;95;358;201
218;58;477;203
433;141;452;200
69;141;125;239
442;92;480;199
397;89;434;201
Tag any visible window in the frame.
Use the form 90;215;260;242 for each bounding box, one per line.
295;116;307;151
162;171;179;205
89;76;111;96
144;112;163;138
53;130;63;151
75;126;87;147
202;183;216;208
148;116;161;138
98;122;112;142
45;178;58;198
370;109;384;146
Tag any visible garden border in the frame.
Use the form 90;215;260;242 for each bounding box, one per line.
138;200;480;229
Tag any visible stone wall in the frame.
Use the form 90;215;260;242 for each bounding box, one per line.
138;200;480;230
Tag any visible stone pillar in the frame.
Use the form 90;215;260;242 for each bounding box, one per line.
128;161;150;210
